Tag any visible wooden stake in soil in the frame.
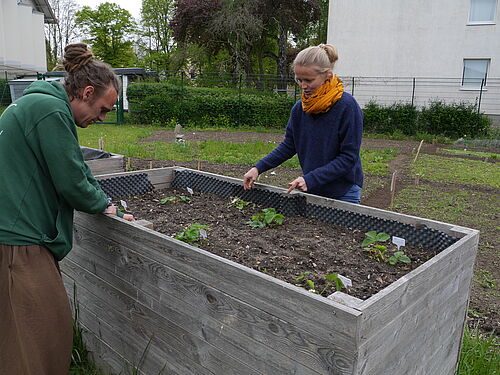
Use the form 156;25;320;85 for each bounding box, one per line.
415;174;420;185
197;161;202;171
412;140;424;164
126;157;131;171
390;171;397;208
149;160;153;169
98;137;104;150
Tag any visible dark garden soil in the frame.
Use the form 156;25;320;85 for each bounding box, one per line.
122;188;437;300
127;130;499;334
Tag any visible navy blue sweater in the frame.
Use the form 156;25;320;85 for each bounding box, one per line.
255;92;364;199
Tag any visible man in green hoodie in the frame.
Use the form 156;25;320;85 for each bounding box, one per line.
0;43;134;375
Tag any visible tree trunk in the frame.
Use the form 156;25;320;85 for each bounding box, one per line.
277;23;288;91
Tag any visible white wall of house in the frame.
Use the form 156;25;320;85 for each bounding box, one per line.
327;0;500;114
328;0;499;78
0;0;48;74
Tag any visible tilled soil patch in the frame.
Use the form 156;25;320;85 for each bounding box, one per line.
122;188;438;300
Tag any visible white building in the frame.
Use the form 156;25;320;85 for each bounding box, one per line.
0;0;56;75
328;0;500;115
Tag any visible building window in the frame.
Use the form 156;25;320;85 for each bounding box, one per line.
462;59;490;89
469;0;497;23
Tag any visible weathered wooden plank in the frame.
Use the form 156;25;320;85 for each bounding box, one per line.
95;167;175;190
63;259;256;375
356;262;473;374
86;154;124;176
69;222;356;374
63;275;140;375
362;303;466;375
66;246;323;375
356;233;477;338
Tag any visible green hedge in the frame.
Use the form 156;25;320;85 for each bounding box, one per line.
127;83;295;128
0;79;12;106
363;100;491;138
127;83;491;138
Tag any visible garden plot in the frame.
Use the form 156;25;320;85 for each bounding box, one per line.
123;188;437;300
61;167;479;375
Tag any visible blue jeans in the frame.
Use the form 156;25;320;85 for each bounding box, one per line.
338;184;361;204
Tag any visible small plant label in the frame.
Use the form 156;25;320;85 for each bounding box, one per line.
392;236;406;250
199;228;208;239
337;274;352;288
186;187;194;195
120;200;128;210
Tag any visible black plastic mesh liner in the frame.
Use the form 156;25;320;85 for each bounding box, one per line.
98;173;154;199
172;170;458;252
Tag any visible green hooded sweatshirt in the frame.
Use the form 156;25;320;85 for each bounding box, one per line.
0;80;109;260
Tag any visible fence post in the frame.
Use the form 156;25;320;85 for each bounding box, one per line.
351;77;355;95
411;77;416;106
477;79;484;114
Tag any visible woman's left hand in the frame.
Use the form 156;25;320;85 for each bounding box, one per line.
287;177;308;193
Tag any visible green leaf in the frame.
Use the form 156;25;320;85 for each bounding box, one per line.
325;273;338;281
361;238;374;247
400;255;411;263
375;232;390;242
365;231;377;239
306;279;315;290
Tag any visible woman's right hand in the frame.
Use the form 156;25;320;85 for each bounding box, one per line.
243;167;259;190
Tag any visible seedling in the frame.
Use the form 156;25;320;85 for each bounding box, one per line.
227;197;251;211
296;272;345;295
389;251;411;265
295;271;316;292
160;196;176;204
364;244;389;262
320;273;344;294
362;231;390;247
174;223;208;247
247;208;284;228
178;195;191;203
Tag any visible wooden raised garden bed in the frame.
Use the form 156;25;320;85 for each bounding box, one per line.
82;146;124;176
61;167;479;375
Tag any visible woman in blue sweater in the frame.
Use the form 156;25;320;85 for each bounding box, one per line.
243;44;364;203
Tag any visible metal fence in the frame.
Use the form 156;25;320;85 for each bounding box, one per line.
157;71;500;115
3;70;500;116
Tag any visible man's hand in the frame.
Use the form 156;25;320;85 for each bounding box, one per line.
243;167;259;190
287;176;307;193
103;204;135;221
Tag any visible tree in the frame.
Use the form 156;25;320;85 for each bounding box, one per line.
75;3;137;67
259;0;321;89
45;0;81;70
137;0;176;71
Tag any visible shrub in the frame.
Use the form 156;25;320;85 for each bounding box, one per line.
127;83;294;128
0;79;12;106
419;100;490;138
364;100;491;138
363;101;418;135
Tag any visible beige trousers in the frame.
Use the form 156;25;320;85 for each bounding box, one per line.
0;244;73;375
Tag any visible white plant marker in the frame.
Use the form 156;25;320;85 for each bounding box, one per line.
187;187;194;195
338;274;352;288
199;228;207;239
392;236;406;250
120;200;128;210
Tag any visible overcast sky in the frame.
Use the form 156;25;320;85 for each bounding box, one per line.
74;0;142;20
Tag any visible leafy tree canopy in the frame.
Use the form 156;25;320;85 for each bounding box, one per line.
76;2;137;67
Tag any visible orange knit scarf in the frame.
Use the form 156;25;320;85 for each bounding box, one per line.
301;75;344;114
